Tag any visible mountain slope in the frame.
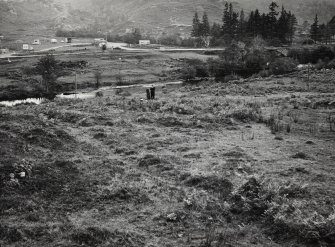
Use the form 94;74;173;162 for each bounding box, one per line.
1;0;335;37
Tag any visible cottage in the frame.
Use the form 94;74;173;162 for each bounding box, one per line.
22;44;29;50
139;40;150;45
50;38;58;44
32;39;41;45
94;38;106;44
0;48;9;54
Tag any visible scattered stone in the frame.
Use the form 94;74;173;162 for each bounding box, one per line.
183;153;201;159
166;213;178;222
295;167;310;174
292;152;309;160
93;133;107;140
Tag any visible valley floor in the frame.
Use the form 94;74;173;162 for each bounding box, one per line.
1;70;335;247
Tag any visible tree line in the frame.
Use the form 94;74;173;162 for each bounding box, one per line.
192;2;297;47
310;15;335;44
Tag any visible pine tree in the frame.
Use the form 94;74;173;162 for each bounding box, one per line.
222;3;238;43
311;14;320;42
201;12;210;37
192;12;201;37
277;6;289;42
211;22;222;38
238;9;246;40
319;24;331;44
267;2;279;38
222;2;230;36
247;11;255;37
260;13;268;38
288;12;297;44
231;9;239;40
199;12;211;47
254;9;262;37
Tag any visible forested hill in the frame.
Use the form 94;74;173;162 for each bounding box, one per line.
1;0;335;36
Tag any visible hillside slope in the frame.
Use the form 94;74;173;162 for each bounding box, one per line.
1;0;335;37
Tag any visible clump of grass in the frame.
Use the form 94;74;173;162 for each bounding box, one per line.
292;152;309;160
227;103;263;123
228;177;334;245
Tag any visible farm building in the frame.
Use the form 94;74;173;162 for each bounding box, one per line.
22;44;29;50
32;39;41;45
0;48;9;54
50;38;58;43
139;40;150;45
65;37;72;43
94;38;106;44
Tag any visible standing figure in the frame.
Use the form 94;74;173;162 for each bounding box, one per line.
150;85;155;100
146;89;151;100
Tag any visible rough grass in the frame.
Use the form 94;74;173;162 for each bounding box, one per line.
1;69;335;247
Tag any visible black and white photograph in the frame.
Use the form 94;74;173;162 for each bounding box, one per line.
0;0;335;246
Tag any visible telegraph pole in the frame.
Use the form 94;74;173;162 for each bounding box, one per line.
307;63;311;90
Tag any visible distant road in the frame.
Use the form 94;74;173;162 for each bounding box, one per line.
0;43;92;59
38;43;92;52
0;42;225;60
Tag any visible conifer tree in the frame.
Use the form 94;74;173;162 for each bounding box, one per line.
277;6;289;42
238;9;246;40
222;3;238;43
191;12;201;37
288;12;297;43
311;14;320;42
201;12;211;37
247;11;255;37
268;2;279;38
211;23;222;38
254;9;262;37
222;3;230;36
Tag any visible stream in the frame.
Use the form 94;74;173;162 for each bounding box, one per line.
0;81;184;107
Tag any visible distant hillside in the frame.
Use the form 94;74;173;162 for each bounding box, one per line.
1;0;335;38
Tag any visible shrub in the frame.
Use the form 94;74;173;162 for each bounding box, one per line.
180;64;196;80
180;59;209;80
325;58;335;69
269;57;298;75
289;46;335;64
245;52;267;72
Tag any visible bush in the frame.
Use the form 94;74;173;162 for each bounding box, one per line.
180;64;196;80
325;59;335;69
181;59;209;79
245;52;266;72
289;46;335;64
269;57;298;75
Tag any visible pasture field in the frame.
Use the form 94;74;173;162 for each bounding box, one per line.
1;63;335;246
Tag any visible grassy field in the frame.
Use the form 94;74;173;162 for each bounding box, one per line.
0;65;335;246
0;47;196;100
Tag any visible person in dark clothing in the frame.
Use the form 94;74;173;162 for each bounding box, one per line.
146;89;151;100
150;85;155;100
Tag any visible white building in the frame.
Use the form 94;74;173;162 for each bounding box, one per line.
50;39;58;43
32;39;41;45
139;40;150;45
0;48;9;54
94;38;106;44
23;44;29;50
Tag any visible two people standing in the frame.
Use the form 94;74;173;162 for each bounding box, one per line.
146;85;156;100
